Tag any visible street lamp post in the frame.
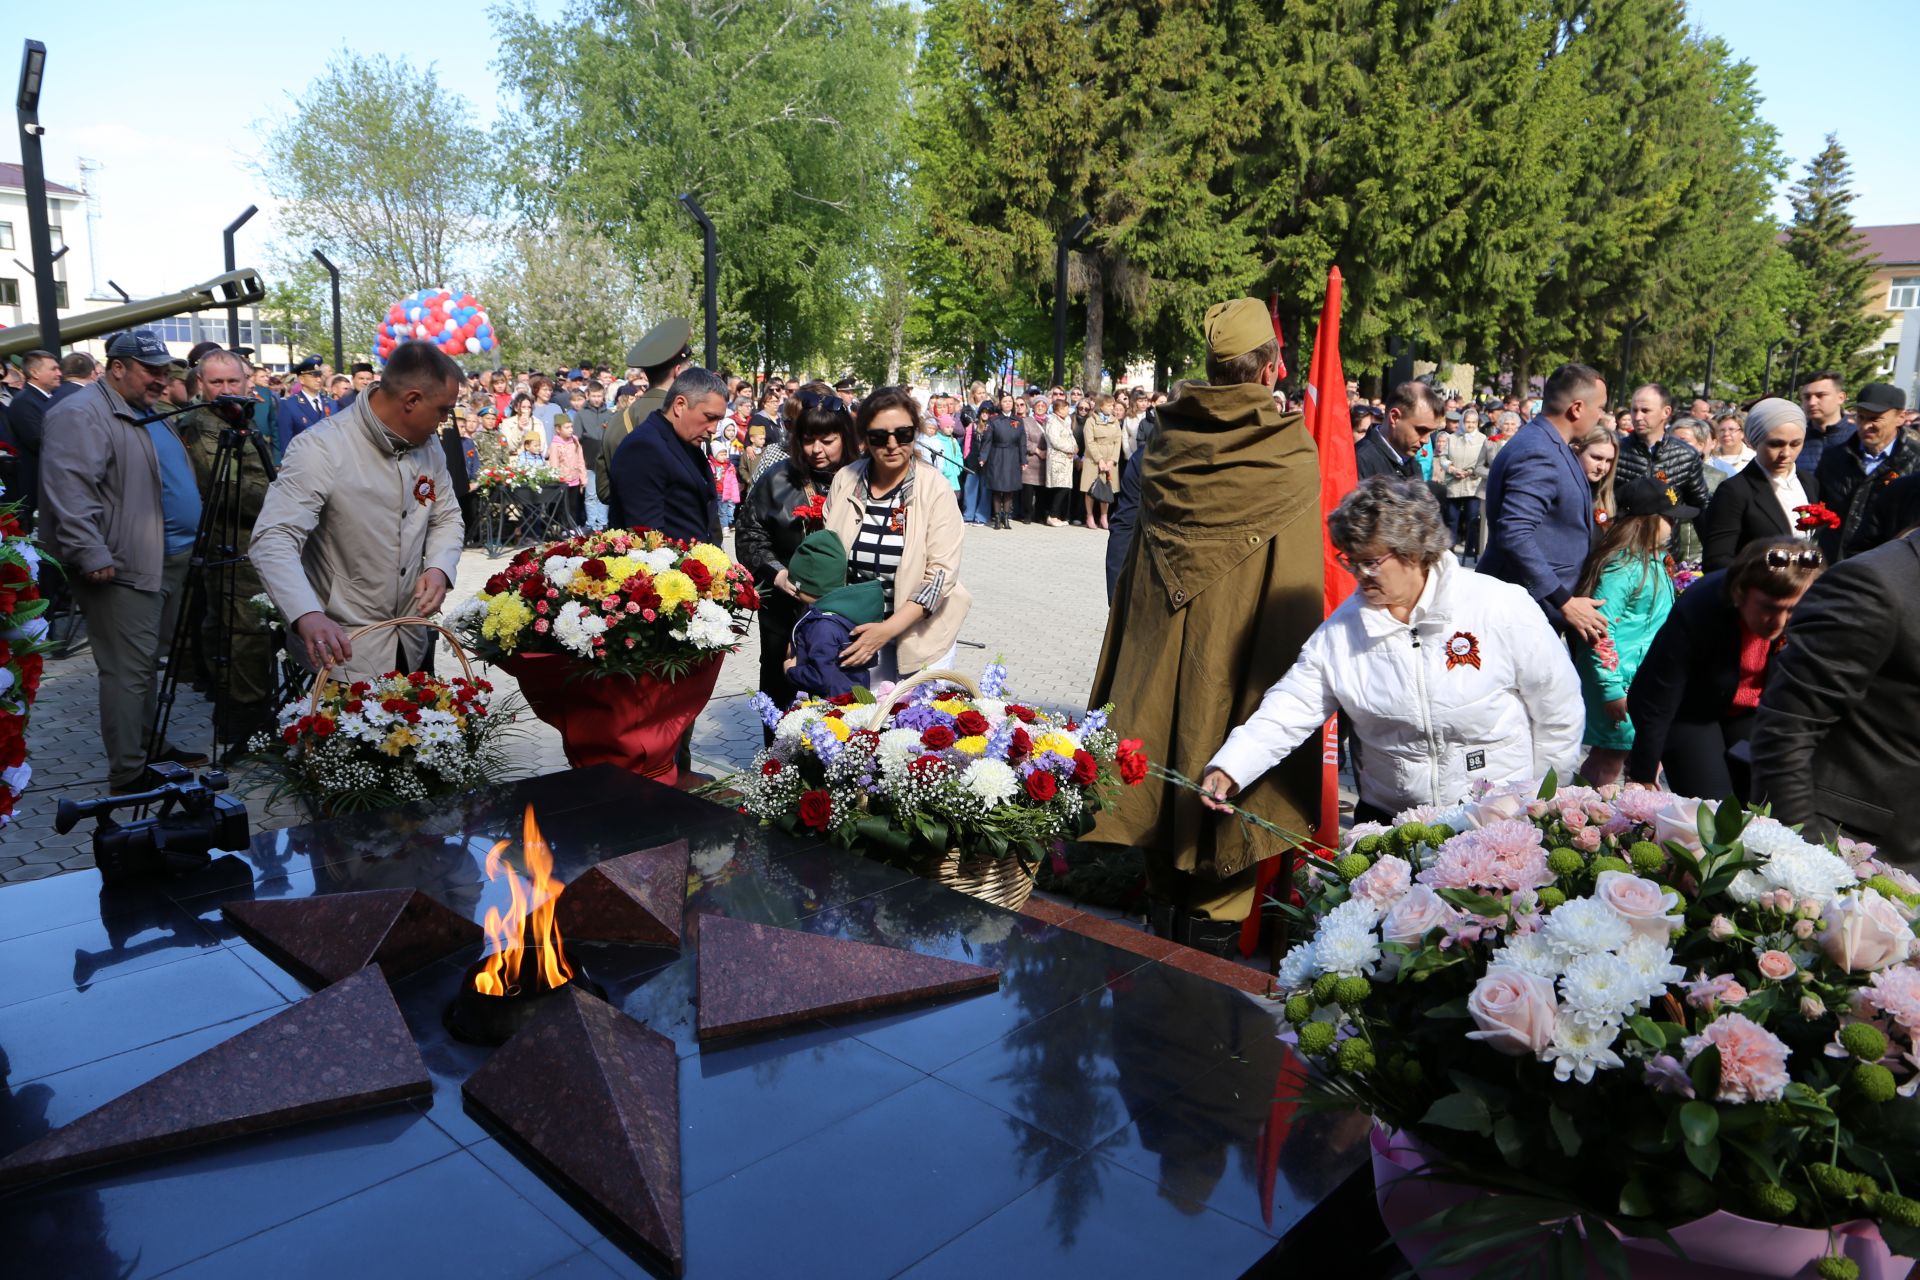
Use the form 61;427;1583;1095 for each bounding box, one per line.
677;194;718;370
1763;339;1792;397
16;39;60;351
310;249;343;371
1619;314;1649;399
223;205;257;349
1785;346;1803;401
1053;215;1093;388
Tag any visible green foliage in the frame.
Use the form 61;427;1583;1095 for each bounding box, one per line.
1334;851;1371;880
481;219;649;371
1782;136;1891;389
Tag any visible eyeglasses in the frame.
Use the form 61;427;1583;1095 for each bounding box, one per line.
1763;548;1824;569
795;390;844;413
1336;551;1397;578
866;427;916;448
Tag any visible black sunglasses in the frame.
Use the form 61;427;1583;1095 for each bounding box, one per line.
866;426;916;447
795;390;845;412
1763;547;1824;569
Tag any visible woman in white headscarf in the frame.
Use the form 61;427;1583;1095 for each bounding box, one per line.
1699;398;1825;572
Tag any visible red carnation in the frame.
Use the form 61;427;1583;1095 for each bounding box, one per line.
1024;771;1058;802
1116;739;1149;786
344;699;365;714
581;558;610;581
798;789;833;831
920;725;956;751
910;753;946;778
0;561;29;586
955;710;989;737
737;579;760;610
484;574;509;594
381;697;415;714
761;759;784;776
1071;750;1098;787
830;693;856;707
311;716;337;738
349;681;371;695
1008;727;1033;762
17;653;41;698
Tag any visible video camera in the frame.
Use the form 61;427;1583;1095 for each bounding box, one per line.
55;762;251;886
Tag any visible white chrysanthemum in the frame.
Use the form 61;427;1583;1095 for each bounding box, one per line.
878;728;921;758
637;547;679;574
1276;941;1319;990
1559;952;1648;1029
1540;1011;1624;1083
542;554;586;590
1392;802;1470;830
960;759;1018;807
775;707;823;741
1319;896;1383;937
1313;925;1381;978
1542;897;1633;958
1759;843;1856;907
1619;935;1685;1002
671;598;736;649
973;698;1008;723
1494;931;1563;980
1728;869;1770;905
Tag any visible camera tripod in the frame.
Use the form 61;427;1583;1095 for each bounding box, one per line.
148;401;283;767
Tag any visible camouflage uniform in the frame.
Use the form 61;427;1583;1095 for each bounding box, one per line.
176;402;278;734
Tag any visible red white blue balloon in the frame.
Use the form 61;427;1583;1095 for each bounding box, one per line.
375;287;495;364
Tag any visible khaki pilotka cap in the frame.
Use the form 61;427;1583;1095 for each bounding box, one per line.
1202;298;1274;361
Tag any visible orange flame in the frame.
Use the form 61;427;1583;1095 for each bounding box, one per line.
474;805;574;997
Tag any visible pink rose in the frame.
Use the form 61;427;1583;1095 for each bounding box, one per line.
1561;806;1589;830
1573;826;1603;853
1756;950;1796;981
1594;870;1681;941
1708;915;1736;941
1350;854;1412;909
1651;796;1712;854
1466;786;1531;829
1380;884;1462;946
1465;965;1558;1056
1793;919;1815;940
1822;890;1912;973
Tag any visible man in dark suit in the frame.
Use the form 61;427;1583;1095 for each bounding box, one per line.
607;365;727;543
1751;531;1920;863
1353;383;1437;482
1813;382;1917;563
1477;362;1611;644
0;349;60;530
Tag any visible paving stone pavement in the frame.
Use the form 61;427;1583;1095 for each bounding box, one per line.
2;519;1119;884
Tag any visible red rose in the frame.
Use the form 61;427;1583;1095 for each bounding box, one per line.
1007;704;1037;724
830;693;856;707
761;759;784;776
282;726;300;745
1008;727;1033;762
1071;750;1098;786
920;725;956;751
581;558;609;580
798;789;833;831
519;576;546;600
681;558;713;591
1024;771;1058;802
484;574;509;594
955;710;989;737
311;717;337;737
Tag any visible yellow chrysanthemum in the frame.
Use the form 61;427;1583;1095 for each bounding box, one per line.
481;594;533;649
604;556;641;585
954;735;988;755
688;544;732;579
1034;731;1079;759
931;698;971;715
380;727;417;756
823;716;852;741
655;570;697;611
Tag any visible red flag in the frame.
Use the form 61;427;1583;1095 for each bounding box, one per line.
1241;267;1356;959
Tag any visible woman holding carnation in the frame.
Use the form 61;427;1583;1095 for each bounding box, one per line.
1626;535;1823;800
1199;477;1583;821
735;394;862;739
823;387;973;684
1573;477;1695;785
1700;397;1824;572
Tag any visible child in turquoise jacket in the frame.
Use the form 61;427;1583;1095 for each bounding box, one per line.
1574;477;1698;785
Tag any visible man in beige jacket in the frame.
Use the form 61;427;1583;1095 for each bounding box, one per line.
251;341;465;682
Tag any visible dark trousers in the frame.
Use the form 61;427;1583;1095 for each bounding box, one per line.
1444;497;1482;554
1022;483;1046;523
1660;712;1755;804
1049;485;1074;521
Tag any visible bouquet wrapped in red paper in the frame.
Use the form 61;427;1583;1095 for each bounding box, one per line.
450;528;757;782
0;502;48;827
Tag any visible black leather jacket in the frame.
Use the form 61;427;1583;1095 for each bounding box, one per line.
735;457;828;590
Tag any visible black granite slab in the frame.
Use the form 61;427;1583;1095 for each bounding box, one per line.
222;887;483;988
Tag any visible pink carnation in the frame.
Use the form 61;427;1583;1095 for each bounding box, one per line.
1611;788;1673;826
1682;1012;1791;1103
1350;854;1412;908
1864;968;1920;1032
1416;821;1554;893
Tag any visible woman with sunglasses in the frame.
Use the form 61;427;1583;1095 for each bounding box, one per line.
1198;477;1582;823
1700;397;1824;572
823;387;973;682
1625;536;1824;801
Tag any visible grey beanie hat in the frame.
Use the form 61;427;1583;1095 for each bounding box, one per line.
1744;397;1806;451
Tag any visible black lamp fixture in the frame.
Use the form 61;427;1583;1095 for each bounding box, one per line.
16;39;60;350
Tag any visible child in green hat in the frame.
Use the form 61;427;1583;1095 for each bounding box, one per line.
783;530;887;698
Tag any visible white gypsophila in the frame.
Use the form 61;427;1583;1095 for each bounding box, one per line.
1619;935;1686;1002
1277;941;1319;991
1558;951;1649;1030
1495;931;1564;980
960;759;1018;808
1313;925;1382;978
1541;1011;1624;1083
1541;897;1634;958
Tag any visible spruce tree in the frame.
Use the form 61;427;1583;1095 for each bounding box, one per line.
1783;136;1890;388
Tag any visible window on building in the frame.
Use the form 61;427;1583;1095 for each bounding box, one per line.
0;222;12;250
1888;277;1920;311
0;278;18;306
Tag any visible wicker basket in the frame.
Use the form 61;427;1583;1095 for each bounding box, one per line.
863;668;1038;912
305;615;477;708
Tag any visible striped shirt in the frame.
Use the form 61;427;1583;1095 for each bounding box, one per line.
847;468;945;613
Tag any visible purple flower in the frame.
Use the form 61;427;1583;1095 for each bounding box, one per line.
751;691;782;729
1080;708;1108;734
1644;1053;1695;1098
985;718;1017;760
804;720;844;765
980;662;1009;699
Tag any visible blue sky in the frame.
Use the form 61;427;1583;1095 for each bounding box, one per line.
9;0;1917;296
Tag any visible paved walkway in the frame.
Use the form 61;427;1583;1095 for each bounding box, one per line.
2;519;1120;883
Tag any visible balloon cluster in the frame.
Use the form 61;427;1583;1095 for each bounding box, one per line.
376;287;495;364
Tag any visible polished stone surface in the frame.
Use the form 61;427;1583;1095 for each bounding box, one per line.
222;888;483;988
694;914;1000;1042
0;764;1371;1278
555;840;690;947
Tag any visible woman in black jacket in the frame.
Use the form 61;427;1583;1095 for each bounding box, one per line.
1625;537;1823;800
984;393;1026;530
1700;398;1822;571
734;396;862;736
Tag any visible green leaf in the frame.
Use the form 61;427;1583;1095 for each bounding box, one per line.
854;816;911;851
1714;799;1750;846
1879;1221;1920;1259
1549;1104;1582;1158
849;685;877;706
1436;887;1511;917
1683;1136;1720;1178
1421;1091;1493;1135
1493;1114;1527;1166
1582;1215;1630;1280
1537;769;1559;802
1697;799;1717;848
1423;997;1472;1020
1629;1017;1667;1050
1617;1175;1654;1218
1679;1101;1719;1146
922;819;950;852
1688;1045;1722;1101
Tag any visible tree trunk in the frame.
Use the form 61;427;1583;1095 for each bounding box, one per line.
1512;349;1533;400
884;279;906;386
1081;253;1105;393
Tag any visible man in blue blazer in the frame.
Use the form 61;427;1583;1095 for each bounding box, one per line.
1476;362;1611;645
607;365;727;543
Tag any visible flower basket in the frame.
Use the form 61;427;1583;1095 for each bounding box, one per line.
735;662;1150;912
1373;1128;1913;1280
501;649;721;786
250;616;518;818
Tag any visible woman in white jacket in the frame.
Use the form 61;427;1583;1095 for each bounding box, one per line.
1201;477;1583;822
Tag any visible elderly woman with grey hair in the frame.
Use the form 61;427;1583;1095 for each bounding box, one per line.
1201;477;1583;821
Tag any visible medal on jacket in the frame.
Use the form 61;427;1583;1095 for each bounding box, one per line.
888;506;906;535
414;475;436;506
1445;631;1481;671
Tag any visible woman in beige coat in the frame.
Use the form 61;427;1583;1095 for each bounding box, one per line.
1079;397;1124;530
824;387;973;683
1042;397;1079;527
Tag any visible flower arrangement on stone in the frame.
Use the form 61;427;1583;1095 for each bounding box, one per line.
734;663;1148;867
250;671;519;814
1276;773;1920;1276
0;502;47;826
449;528;758;679
472;463;563;494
